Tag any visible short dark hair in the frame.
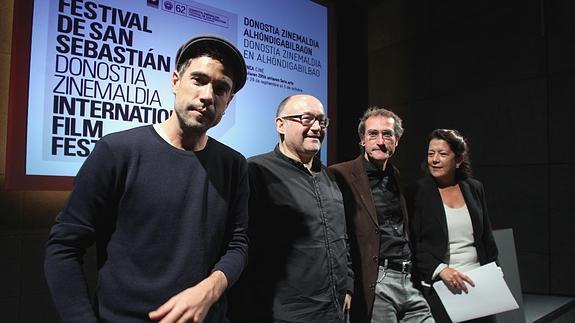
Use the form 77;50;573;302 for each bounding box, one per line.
426;129;473;180
357;106;404;139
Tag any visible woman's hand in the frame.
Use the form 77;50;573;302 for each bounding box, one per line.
438;267;475;294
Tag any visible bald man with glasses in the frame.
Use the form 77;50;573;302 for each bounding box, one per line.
230;94;353;323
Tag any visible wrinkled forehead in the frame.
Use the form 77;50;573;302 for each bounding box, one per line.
365;115;395;130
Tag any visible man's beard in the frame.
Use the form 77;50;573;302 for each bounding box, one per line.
177;105;221;132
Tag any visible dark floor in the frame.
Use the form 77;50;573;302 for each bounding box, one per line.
523;293;575;322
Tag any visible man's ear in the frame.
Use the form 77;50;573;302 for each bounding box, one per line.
275;117;286;135
171;70;181;94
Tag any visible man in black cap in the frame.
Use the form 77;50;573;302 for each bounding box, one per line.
45;36;249;323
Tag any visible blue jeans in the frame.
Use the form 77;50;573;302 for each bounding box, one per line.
370;266;435;323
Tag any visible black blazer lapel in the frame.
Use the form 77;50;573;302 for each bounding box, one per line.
460;179;484;238
424;176;449;239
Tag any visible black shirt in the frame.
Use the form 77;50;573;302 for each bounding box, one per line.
363;159;411;261
241;146;353;323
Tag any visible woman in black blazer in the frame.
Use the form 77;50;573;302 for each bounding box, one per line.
408;129;498;323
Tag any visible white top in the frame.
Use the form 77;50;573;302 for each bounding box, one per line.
432;204;480;279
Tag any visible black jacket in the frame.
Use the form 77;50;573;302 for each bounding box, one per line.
407;175;498;285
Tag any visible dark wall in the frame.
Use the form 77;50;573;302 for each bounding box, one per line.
1;0;66;320
331;0;574;295
331;0;368;162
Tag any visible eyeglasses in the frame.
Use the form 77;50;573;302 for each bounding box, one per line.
366;129;395;140
281;114;330;127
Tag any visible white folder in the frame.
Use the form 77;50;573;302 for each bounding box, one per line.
433;262;519;322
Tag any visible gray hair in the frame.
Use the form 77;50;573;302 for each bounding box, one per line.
357;106;404;139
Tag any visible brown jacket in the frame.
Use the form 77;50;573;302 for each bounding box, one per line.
329;155;410;323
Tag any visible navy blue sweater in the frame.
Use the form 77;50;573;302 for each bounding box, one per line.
44;125;249;322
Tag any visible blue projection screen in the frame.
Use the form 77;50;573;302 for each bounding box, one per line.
10;0;329;187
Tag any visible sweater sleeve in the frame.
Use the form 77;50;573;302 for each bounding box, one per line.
211;157;249;288
44;140;118;322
